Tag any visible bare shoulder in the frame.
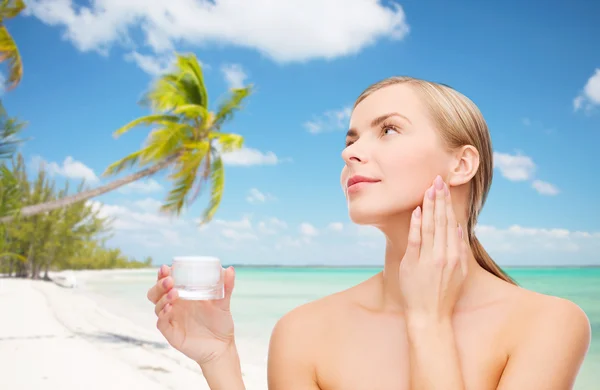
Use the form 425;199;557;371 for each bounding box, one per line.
267;277;371;389
496;283;592;389
509;285;591;343
269;279;364;348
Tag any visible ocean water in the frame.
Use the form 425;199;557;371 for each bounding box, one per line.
79;267;599;389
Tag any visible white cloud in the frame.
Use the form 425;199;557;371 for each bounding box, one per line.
493;151;559;196
493;151;535;181
87;200;185;248
221;228;258;241
87;200;600;266
258;217;287;234
327;222;344;231
132;197;164;212
214;215;253;230
221;146;283;166
221;63;247;89
573;68;600;113
475;224;600;260
305;106;352;134
531;180;559;196
24;0;410;64
118;179;163;194
299;222;319;237
246;188;275;203
31;155;99;183
124;51;174;76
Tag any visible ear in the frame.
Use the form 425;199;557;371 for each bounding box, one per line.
447;145;479;187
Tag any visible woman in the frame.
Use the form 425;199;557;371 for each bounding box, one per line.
147;76;591;389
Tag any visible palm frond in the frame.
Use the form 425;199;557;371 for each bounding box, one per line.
209;132;244;152
112;114;180;138
174;53;208;108
199;154;224;225
161;147;207;215
0;101;26;159
213;86;252;129
0;25;22;90
0;0;26;20
141;124;188;162
142;54;209;113
102;148;148;177
172;103;209;121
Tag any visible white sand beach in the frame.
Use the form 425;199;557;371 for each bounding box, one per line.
0;276;264;390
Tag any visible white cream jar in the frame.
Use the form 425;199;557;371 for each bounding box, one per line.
171;256;224;300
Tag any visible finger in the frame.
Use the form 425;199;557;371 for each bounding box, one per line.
432;176;447;265
156;302;174;336
157;264;171;281
420;183;436;260
147;276;174;304
218;266;236;311
155;288;179;317
404;206;422;261
445;187;460;270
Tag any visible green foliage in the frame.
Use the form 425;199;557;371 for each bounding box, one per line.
105;52;253;224
0;0;26;90
0;155;152;277
0;100;27;159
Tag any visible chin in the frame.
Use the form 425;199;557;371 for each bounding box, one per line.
347;199;410;226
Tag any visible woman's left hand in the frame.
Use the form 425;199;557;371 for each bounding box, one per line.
399;175;468;323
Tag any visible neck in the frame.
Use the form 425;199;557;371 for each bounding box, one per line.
377;212;488;314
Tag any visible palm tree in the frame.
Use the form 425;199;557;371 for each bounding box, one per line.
0;52;252;224
0;100;26;159
0;0;25;90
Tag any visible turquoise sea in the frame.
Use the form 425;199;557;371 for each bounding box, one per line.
80;267;599;389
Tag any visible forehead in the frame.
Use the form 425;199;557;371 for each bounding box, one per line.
350;83;425;127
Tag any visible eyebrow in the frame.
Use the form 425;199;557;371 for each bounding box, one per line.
346;112;412;138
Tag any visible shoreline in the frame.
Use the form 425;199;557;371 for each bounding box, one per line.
2;263;598;279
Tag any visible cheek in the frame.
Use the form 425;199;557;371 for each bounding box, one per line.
382;147;440;199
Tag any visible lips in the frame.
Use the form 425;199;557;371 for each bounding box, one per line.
346;175;380;189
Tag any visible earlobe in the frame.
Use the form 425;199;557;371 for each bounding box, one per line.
447;145;479;187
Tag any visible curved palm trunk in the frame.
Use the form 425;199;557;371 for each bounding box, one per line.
0;156;177;224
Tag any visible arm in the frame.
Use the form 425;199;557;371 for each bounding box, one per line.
199;341;246;390
497;299;591;389
267;309;321;390
406;316;466;390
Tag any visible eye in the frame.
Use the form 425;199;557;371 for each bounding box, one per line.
383;127;398;135
381;122;401;136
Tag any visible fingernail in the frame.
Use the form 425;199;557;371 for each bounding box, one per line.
167;289;175;299
162;277;169;288
458;224;463;239
414;206;421;218
427;186;435;199
434;175;444;190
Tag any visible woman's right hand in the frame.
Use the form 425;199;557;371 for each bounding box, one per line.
147;264;237;366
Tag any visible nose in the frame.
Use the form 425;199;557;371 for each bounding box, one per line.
341;139;369;166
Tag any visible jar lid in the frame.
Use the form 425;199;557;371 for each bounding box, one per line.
172;256;221;263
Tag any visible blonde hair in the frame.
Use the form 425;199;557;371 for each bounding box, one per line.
354;76;516;285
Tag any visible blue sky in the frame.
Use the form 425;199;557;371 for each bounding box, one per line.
3;0;599;266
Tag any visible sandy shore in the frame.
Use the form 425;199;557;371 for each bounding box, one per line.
0;277;262;390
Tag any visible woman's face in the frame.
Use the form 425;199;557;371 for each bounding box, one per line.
340;83;454;225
